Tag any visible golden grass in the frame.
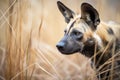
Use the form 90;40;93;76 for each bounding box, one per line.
0;0;120;80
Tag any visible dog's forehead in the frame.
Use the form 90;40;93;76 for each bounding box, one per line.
66;15;81;31
66;14;89;33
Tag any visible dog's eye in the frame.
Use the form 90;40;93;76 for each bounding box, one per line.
73;31;81;36
72;30;83;40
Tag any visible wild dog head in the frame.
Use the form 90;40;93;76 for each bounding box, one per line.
56;1;100;57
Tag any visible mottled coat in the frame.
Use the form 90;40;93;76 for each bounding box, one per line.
56;1;120;80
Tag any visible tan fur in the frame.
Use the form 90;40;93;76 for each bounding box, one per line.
96;23;113;42
96;21;120;42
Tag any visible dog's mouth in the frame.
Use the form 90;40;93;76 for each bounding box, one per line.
57;46;82;55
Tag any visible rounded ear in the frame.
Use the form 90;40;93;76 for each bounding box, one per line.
81;3;100;30
57;1;75;23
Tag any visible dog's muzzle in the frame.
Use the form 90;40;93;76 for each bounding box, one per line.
56;35;82;54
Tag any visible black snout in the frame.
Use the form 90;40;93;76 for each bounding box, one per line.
56;35;82;54
56;41;65;51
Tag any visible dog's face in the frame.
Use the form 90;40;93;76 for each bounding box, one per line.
56;17;90;54
56;1;100;55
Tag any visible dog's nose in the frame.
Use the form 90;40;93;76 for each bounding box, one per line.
56;42;65;51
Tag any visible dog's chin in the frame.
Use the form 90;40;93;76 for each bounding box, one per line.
58;49;82;55
59;51;76;55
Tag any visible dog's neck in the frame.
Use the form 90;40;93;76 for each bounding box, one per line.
82;39;120;79
82;37;120;67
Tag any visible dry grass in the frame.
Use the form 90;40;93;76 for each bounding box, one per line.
0;0;120;80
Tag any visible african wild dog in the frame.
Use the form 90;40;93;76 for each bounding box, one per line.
56;1;120;80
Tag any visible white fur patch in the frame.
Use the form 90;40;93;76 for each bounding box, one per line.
93;33;103;47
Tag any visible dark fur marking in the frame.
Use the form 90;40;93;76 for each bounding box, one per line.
115;38;120;54
107;28;114;35
67;21;75;35
82;38;96;57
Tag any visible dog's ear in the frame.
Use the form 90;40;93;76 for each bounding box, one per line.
81;3;100;30
57;1;75;23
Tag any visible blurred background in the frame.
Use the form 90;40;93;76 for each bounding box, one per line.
0;0;120;80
